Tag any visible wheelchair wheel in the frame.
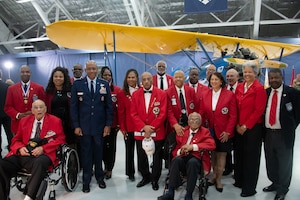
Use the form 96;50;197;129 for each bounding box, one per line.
61;146;80;192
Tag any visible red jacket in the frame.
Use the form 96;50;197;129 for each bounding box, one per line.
110;85;122;128
172;126;216;172
131;86;167;141
185;82;209;106
4;81;45;133
199;88;237;139
235;79;267;129
118;90;136;132
6;113;65;166
166;85;197;128
152;74;174;89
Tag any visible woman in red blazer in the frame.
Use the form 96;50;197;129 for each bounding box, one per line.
234;61;267;197
100;67;122;179
117;69;139;181
199;72;237;192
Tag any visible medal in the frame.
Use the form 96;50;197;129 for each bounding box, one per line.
24;98;28;104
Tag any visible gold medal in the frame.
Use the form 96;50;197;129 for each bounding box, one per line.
24;99;28;104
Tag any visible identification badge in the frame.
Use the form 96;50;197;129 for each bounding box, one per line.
171;96;177;105
100;84;107;94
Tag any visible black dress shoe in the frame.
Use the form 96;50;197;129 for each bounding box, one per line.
240;191;257;197
136;178;150;188
274;194;285;200
215;185;223;193
157;194;174;200
105;171;112;179
98;180;106;189
82;184;90;193
263;184;276;192
128;175;135;181
152;181;159;190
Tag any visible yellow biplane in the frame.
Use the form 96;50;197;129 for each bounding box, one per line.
46;20;300;68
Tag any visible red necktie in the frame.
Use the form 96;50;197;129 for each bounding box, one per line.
269;90;277;126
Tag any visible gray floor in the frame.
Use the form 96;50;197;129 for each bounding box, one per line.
1;126;300;200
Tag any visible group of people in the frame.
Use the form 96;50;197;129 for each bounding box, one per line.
0;59;299;200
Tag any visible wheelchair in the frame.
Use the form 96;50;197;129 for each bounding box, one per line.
162;135;208;200
11;144;80;200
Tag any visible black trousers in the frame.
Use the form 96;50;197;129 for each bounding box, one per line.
136;139;164;182
168;156;201;195
234;123;262;194
103;127;118;171
264;129;293;195
124;132;135;177
0;115;13;154
0;155;51;200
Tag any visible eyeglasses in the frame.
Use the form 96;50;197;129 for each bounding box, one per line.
188;118;200;122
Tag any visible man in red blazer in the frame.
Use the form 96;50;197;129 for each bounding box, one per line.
152;60;174;90
158;112;215;200
185;67;208;105
4;65;45;134
0;99;65;200
131;72;167;191
70;63;83;84
166;70;197;135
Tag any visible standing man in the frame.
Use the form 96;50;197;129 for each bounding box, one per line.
200;64;216;86
0;99;65;200
166;70;197;136
223;68;239;176
152;60;174;90
4;65;45;135
70;63;83;84
131;72;167;191
71;60;113;193
185;67;208;104
0;70;13;157
263;68;300;200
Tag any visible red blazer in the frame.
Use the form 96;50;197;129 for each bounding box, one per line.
152;74;174;89
235;79;267;129
199;88;237;139
172;126;216;172
185;82;209;105
131;86;167;141
6;113;65;166
166;85;197;128
118;90;136;132
110;85;122;128
4;81;45;133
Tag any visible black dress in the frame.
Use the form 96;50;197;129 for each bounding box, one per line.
51;90;75;144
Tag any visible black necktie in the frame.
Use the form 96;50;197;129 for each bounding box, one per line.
90;80;94;96
35;122;41;138
24;84;28;93
179;89;186;110
192;132;196;137
230;86;234;91
160;76;164;90
144;90;152;93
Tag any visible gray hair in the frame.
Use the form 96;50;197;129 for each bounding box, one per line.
242;61;259;76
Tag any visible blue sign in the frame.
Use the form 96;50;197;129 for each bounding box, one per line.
184;0;228;14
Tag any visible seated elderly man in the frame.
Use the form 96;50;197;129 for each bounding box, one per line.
158;112;215;200
0;99;65;200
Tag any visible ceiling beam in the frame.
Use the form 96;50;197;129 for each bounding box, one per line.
130;0;143;26
30;1;50;25
253;0;262;39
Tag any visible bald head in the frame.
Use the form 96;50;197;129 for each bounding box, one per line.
174;70;185;88
31;100;47;120
226;69;239;86
141;72;153;90
206;64;216;79
20;65;31;83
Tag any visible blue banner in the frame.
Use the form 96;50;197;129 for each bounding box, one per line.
184;0;228;14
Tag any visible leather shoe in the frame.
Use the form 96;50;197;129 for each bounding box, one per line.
128;175;135;181
98;180;106;189
215;185;223;193
274;194;285;200
82;184;90;193
105;171;112;179
263;184;276;192
157;194;174;200
136;178;150;188
240;191;257;197
152;181;159;190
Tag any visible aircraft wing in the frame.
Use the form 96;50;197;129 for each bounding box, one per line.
46;20;300;59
